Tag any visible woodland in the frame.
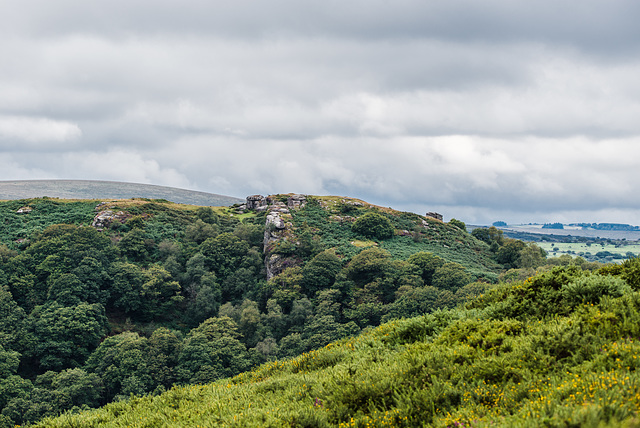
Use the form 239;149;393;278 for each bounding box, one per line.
0;196;635;427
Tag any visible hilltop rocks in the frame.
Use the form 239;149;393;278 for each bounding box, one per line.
246;195;267;211
92;210;129;230
17;206;33;214
287;194;306;209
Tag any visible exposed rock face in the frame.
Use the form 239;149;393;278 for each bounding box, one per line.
246;195;267;210
17;206;33;214
247;194;307;280
426;212;443;221
263;210;288;279
92;210;129;230
287;194;306;209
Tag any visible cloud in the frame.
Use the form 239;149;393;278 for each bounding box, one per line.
0;116;81;145
0;1;639;226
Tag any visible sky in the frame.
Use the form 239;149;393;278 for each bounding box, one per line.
1;1;640;225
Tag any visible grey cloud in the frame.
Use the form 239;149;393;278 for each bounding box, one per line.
4;1;640;55
1;0;639;226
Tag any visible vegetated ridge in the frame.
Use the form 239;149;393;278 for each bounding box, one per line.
0;193;630;427
0;180;243;206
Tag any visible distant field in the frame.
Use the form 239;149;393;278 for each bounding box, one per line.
539;242;640;259
0;180;244;206
503;225;640;241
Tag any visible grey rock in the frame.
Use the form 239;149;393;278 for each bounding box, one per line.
246;195;267;210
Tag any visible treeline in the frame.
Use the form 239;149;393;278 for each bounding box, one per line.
572;222;640;231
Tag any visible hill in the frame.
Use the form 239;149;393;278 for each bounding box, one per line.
33;259;640;427
0;193;594;426
0;180;243;206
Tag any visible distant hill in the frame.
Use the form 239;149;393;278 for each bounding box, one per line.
0;180;243;206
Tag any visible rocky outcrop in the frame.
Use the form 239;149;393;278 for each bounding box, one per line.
245;194;308;280
263;209;290;279
92;210;129;230
246;195;267;211
17;206;33;214
426;212;443;221
287;194;306;209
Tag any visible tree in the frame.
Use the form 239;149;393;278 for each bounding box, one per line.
195;207;219;225
26;302;108;371
406;252;445;286
517;243;546;269
46;273;86;306
351;212;394;240
301;250;342;296
496;239;526;269
108;262;146;313
147;328;182;389
382;286;455;322
176;317;252;384
0;285;26;351
84;332;152;400
345;247;392;286
432;262;472;291
448;218;466;231
139;265;183;320
185;219;219;245
200;233;250;279
118;229;148;262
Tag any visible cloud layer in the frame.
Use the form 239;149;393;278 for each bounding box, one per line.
1;0;639;224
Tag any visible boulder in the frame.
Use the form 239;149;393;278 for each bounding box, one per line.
246;195;267;210
92;210;129;229
287;194;306;209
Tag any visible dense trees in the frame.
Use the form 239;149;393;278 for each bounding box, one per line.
0;196;576;426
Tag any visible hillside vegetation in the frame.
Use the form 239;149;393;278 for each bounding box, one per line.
0;195;614;426
33;259;640;427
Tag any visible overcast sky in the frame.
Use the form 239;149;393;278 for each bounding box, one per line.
1;0;640;225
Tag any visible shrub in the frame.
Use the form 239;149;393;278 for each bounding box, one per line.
351;212;394;240
562;275;630;308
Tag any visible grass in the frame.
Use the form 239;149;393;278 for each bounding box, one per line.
350;240;378;248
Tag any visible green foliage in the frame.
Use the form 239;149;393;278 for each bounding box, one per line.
471;226;504;246
351;212;395;240
6;194;626;427
25;302;108;371
32;260;640;428
301;250;342;296
448;218;466;231
176;317;252;384
432;262;472;291
406;251;445;285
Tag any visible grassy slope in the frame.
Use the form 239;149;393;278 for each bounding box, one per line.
34;274;640;428
289;196;501;278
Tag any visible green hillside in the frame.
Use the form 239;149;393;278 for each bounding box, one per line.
33;260;640;427
0;194;615;426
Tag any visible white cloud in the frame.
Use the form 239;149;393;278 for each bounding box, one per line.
58;150;193;189
0;116;81;144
